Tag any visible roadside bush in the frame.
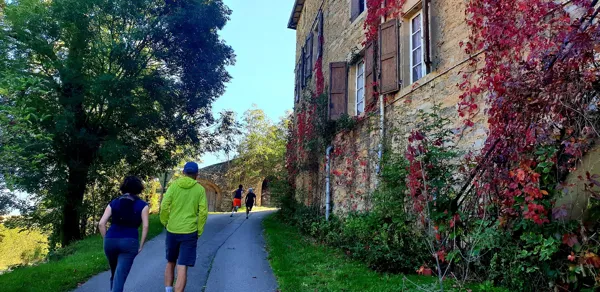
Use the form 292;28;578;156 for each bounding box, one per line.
339;211;427;273
272;151;428;275
275;205;427;275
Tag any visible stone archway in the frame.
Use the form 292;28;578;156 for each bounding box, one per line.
197;179;222;212
260;178;273;207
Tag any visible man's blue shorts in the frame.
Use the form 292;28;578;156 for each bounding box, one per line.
165;231;198;267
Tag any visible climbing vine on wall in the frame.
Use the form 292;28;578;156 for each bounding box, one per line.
285;40;332;185
458;0;600;225
364;0;407;42
430;0;600;288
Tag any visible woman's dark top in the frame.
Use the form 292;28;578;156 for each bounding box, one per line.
106;194;148;239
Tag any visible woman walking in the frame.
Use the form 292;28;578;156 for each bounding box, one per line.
98;176;149;292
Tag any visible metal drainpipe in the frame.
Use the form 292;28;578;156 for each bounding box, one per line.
375;94;384;186
375;5;386;187
325;145;334;221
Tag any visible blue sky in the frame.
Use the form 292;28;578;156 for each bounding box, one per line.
199;0;296;167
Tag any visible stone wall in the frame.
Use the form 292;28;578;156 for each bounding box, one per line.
291;0;488;216
196;161;269;212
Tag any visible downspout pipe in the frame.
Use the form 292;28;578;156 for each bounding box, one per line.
375;94;385;185
325;145;333;221
375;5;386;187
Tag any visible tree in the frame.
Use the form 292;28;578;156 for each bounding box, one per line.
227;107;290;186
0;0;235;245
215;110;242;162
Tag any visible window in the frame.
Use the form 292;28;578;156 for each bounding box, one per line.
351;0;367;22
356;61;365;115
359;0;366;15
410;13;425;83
304;34;313;81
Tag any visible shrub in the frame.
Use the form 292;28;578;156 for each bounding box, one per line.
339;211;427;273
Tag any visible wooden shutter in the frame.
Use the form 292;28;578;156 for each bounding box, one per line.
295;63;301;103
304;33;313;80
379;19;400;94
301;46;306;88
364;42;376;107
329;62;348;120
423;0;432;73
350;0;360;22
317;11;323;58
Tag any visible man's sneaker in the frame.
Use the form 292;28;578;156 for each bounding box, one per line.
230;214;233;217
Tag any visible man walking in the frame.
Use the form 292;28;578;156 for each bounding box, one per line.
160;162;208;292
245;188;257;219
230;185;243;217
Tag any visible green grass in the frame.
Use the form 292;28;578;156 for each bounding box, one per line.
262;214;503;292
0;214;164;292
209;206;277;215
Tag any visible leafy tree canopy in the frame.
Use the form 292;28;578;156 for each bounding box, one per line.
227;106;290;185
0;0;235;245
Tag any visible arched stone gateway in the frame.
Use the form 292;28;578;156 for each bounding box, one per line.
259;177;274;207
195;161;272;211
197;179;221;212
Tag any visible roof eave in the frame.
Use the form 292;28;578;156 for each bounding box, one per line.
287;0;305;30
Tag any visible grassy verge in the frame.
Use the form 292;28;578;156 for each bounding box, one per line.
263;214;501;292
0;214;164;292
209;206;277;215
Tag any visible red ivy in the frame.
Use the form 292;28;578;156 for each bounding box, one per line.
459;0;600;225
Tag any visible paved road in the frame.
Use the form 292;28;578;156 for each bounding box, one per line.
76;211;278;292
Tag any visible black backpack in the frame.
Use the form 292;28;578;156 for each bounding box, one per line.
112;194;140;228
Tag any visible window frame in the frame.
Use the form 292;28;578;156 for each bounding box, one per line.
359;0;367;15
355;60;365;116
409;12;426;83
350;0;368;22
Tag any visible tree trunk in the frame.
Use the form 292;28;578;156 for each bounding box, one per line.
62;160;92;246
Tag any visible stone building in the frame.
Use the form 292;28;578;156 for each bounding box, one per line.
195;161;273;212
288;0;487;215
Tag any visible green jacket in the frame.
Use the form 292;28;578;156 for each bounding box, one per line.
160;177;208;236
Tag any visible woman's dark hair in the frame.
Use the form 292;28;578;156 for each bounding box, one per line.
238;184;243;189
120;176;145;195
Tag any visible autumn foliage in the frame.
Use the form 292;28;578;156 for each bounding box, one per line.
403;0;600;289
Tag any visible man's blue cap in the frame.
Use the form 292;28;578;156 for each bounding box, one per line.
183;162;199;174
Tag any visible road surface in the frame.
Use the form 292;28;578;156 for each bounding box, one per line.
76;211;278;292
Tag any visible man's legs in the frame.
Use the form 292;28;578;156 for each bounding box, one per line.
165;232;180;292
173;232;198;292
175;265;188;292
165;262;176;290
246;205;253;219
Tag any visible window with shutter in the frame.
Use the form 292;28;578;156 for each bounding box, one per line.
364;42;376;107
304;33;313;80
329;62;348;120
380;19;400;94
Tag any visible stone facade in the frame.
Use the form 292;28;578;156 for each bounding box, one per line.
289;0;488;215
196;161;271;212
